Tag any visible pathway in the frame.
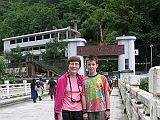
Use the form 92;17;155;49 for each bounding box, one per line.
110;87;128;120
0;88;128;120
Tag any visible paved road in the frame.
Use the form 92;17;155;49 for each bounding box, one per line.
0;96;54;120
0;88;128;120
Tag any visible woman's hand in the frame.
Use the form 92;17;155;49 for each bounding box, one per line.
83;113;88;120
57;112;63;120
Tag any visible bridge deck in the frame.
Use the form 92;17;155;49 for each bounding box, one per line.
110;87;128;120
0;88;128;120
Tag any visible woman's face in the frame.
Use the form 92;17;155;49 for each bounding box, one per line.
68;61;80;74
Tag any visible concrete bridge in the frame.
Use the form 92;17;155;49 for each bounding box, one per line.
0;79;127;120
1;66;160;120
0;87;127;120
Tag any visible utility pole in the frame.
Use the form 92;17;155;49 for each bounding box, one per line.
145;58;148;72
150;44;153;68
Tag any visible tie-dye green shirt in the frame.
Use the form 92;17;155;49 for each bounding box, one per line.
82;74;110;112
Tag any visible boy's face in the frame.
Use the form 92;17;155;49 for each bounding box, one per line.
86;60;98;75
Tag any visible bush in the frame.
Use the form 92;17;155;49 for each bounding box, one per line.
139;77;148;92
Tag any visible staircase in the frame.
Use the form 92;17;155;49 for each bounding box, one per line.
32;60;68;76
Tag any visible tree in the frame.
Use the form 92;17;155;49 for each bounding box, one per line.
4;46;23;76
10;45;23;63
4;47;23;64
0;57;16;84
0;57;6;83
4;50;12;64
0;0;11;16
42;39;66;61
23;52;33;62
0;2;60;38
0;0;160;69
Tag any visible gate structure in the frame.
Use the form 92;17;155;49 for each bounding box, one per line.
74;36;137;75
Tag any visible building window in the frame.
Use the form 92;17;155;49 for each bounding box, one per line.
17;39;22;43
29;36;35;41
33;56;39;60
23;38;28;42
40;46;45;49
51;33;58;40
51;33;56;38
10;40;16;44
29;48;32;51
21;48;26;51
25;48;29;51
33;47;39;50
43;34;50;39
125;59;129;69
11;48;16;52
36;35;42;40
59;33;66;40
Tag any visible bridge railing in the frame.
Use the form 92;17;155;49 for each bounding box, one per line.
0;80;49;100
119;66;160;120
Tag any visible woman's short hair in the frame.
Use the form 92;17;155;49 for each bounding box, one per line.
67;56;81;67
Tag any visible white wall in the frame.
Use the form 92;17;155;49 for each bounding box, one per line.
116;36;136;74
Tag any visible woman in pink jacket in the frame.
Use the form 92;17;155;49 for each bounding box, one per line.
54;56;84;120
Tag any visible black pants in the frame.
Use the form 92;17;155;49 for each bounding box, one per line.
62;110;83;120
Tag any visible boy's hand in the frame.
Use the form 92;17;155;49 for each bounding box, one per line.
83;113;88;120
104;111;110;120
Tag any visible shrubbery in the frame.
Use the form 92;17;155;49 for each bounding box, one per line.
139;77;148;92
0;58;16;84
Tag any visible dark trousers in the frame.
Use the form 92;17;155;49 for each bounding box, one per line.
62;110;83;120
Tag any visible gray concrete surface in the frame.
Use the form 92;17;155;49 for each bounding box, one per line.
0;92;48;108
0;95;53;120
0;88;128;120
0;95;31;108
110;87;128;120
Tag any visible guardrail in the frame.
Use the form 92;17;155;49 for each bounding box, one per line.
119;66;160;120
0;80;48;100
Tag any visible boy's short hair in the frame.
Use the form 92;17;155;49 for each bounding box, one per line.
67;56;81;67
85;55;98;63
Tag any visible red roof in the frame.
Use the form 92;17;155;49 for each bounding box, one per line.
77;44;124;58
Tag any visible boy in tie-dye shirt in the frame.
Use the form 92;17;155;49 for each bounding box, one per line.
82;55;110;120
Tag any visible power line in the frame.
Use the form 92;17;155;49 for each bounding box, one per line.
135;62;150;65
136;44;160;47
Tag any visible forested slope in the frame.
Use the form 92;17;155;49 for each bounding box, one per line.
0;0;160;68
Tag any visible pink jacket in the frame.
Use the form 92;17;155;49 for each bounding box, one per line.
54;72;84;115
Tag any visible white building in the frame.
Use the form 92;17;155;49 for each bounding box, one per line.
2;27;81;60
3;27;138;77
2;27;85;77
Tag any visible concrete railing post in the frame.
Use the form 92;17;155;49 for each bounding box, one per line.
119;70;134;119
129;75;140;88
149;66;160;120
4;80;10;98
23;80;27;95
129;75;140;120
